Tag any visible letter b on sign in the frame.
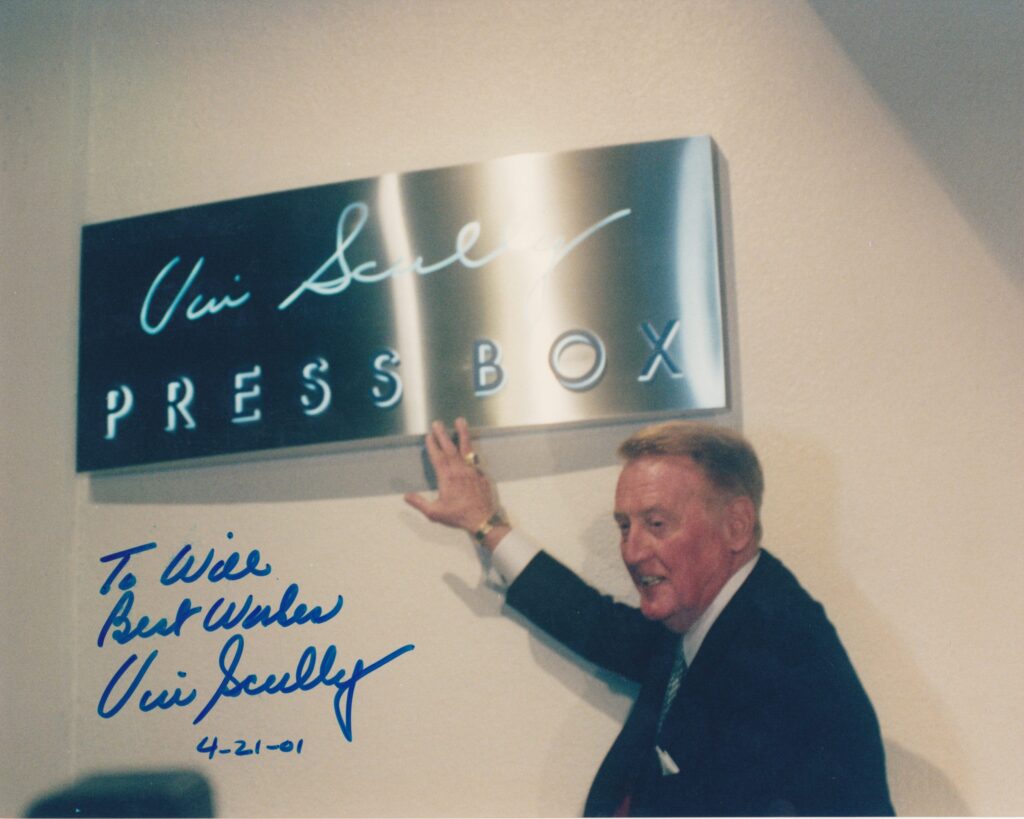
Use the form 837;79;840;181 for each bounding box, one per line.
473;339;505;397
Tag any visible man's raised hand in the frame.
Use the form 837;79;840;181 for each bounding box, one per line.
404;418;507;550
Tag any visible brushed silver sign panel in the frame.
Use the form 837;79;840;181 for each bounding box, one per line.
76;136;726;470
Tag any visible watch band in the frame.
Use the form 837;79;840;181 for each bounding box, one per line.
473;511;507;543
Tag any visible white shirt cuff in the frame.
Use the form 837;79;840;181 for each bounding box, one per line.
489;528;542;586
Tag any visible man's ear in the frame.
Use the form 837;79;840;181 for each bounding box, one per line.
723;495;756;552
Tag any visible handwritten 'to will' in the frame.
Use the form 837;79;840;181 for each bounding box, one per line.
95;535;414;743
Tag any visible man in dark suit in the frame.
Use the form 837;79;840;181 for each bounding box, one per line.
406;418;893;816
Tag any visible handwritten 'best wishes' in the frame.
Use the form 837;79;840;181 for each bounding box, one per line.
95;534;414;743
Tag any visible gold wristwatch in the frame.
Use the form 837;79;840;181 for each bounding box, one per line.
473;510;508;544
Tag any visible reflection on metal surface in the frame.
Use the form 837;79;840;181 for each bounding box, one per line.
77;136;727;471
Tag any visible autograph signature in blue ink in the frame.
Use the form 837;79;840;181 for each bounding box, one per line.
198;634;415;741
97;582;344;648
99;634;414;742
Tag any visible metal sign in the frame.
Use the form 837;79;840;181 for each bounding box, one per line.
76;136;726;471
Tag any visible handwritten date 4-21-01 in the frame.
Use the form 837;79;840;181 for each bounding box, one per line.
197;735;303;759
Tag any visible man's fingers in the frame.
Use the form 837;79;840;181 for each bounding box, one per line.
403;491;436;520
454;417;475;459
424;418;481;475
432;419;458;457
422;424;445;471
408;420;491;531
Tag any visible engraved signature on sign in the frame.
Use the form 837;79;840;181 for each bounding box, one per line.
138;202;632;334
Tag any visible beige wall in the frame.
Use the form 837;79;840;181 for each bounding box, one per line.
2;1;1022;816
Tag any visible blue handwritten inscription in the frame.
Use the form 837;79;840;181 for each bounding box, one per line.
98;634;414;742
197;735;304;759
95;534;415;747
160;536;272;585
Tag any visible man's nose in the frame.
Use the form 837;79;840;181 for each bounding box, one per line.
621;526;651;564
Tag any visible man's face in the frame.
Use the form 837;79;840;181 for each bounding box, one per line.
614;455;738;634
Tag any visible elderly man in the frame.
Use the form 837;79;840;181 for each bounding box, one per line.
406;418;893;816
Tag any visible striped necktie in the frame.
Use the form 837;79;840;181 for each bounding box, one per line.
657;640;687;734
612;642;689;815
655;640;687;775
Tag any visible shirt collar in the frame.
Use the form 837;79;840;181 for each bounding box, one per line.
681;551;760;665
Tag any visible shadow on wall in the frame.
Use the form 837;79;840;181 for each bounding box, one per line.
441;557;639;730
810;0;1024;284
85;417;670;506
757;426;972;816
442;562;639;817
886;740;971;817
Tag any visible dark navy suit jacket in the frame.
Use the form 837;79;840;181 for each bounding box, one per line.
505;549;894;816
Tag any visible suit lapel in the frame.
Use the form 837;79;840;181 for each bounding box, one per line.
656;552;776;747
584;628;678;815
